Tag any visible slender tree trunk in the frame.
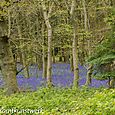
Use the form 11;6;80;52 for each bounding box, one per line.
37;53;42;70
42;55;47;78
8;9;11;37
85;64;93;85
52;48;56;63
59;56;63;62
72;27;79;88
59;48;63;62
23;52;30;78
82;0;93;85
85;43;93;85
42;1;53;87
0;36;18;95
17;25;29;78
70;53;74;71
70;0;79;88
42;22;47;78
47;28;52;87
107;76;111;87
19;51;23;64
64;49;70;63
62;48;65;62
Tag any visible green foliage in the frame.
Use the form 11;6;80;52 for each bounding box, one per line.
53;24;72;47
0;88;114;115
88;7;115;79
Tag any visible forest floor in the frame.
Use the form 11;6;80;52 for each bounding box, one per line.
0;87;114;114
0;63;114;114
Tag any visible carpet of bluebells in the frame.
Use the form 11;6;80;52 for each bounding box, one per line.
0;63;108;90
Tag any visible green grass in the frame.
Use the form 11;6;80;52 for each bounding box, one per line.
0;87;115;115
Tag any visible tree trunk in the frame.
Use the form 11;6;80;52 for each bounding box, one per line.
47;28;52;87
0;36;18;95
52;48;56;63
59;56;63;62
42;1;53;87
72;28;79;88
37;54;42;70
22;52;30;78
85;64;93;85
70;0;79;88
42;21;47;78
82;0;93;85
17;24;29;78
42;56;47;78
63;49;70;63
70;54;74;71
110;78;115;88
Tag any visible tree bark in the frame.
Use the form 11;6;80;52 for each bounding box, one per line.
70;0;79;88
109;78;115;88
52;48;56;63
0;36;18;95
85;64;93;85
82;0;93;85
72;27;79;88
17;24;29;78
42;56;47;78
42;1;53;87
70;53;74;71
41;22;47;78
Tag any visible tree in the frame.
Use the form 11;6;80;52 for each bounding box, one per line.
0;35;18;95
41;0;53;87
70;0;79;88
0;1;19;95
88;7;115;88
82;0;93;86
